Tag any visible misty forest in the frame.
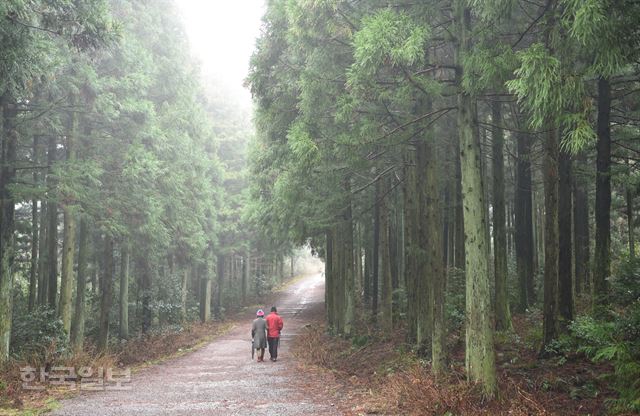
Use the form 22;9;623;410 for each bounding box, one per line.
1;0;640;415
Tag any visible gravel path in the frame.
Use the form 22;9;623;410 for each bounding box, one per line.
52;273;341;415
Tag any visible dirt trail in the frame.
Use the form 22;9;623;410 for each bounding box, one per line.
52;273;341;415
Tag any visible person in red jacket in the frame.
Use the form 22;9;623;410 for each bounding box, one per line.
265;306;284;361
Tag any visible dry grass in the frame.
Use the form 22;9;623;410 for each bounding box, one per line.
292;320;618;416
0;347;118;412
113;321;230;366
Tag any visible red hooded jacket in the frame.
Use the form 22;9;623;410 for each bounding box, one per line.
265;312;283;338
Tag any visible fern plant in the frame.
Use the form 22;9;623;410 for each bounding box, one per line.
571;304;640;413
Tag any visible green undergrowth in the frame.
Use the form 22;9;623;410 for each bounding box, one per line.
542;257;640;414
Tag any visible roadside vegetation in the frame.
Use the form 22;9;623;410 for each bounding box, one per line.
250;1;640;413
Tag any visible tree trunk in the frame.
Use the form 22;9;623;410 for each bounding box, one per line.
536;189;545;279
242;251;249;304
403;145;418;343
481;128;492;262
342;181;355;337
91;248;98;295
332;227;344;334
456;2;496;397
443;186;451;268
325;230;334;328
192;259;200;304
416;139;432;350
379;177;393;332
0;97;17;361
290;255;295;278
215;254;224;318
36;201;48;306
541;127;559;354
424;137;446;374
119;242;130;339
573;155;590;295
70;216;88;351
558;150;573;323
59;103;78;336
443;169;453;269
594;76;611;307
181;265;189;321
492;101;512;331
515;131;534;312
142;256;153;331
277;253;284;282
508;202;512;258
97;236;114;351
389;207;399;291
454;137;466;270
627;186;635;259
372;179;380;318
199;258;211;323
363;234;371;307
46;135;58;309
355;230;363;302
28;136;40;312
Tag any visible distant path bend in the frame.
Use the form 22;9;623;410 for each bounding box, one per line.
52;273;340;416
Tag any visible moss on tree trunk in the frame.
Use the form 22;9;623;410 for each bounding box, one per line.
456;2;496;397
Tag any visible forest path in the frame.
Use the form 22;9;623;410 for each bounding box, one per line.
51;272;340;415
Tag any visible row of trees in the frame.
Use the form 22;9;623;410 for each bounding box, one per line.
248;0;640;397
0;0;295;362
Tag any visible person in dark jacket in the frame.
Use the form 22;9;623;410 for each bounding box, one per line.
265;306;284;361
252;309;267;362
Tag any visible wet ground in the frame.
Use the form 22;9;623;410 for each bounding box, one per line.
52;273;341;415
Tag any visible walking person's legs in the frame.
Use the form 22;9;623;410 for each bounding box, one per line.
267;337;278;361
268;337;279;361
272;337;278;360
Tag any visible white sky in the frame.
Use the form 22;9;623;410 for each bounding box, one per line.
174;0;265;109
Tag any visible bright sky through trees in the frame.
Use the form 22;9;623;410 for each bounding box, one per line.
175;0;264;108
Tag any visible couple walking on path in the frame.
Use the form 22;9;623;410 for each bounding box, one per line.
252;306;284;362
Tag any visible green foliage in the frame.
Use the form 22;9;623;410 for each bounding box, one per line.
351;9;428;76
570;304;640;413
507;42;597;153
352;334;369;348
561;0;640;76
611;257;640;306
0;0;116;96
253;273;270;297
462;44;516;93
1;0;268;357
393;288;407;321
153;300;184;326
287;121;320;167
508;44;574;127
11;308;68;361
560;110;597;154
446;267;466;331
245;0;640;408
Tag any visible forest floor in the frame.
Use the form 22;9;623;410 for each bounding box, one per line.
2;272;342;416
292;309;629;416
